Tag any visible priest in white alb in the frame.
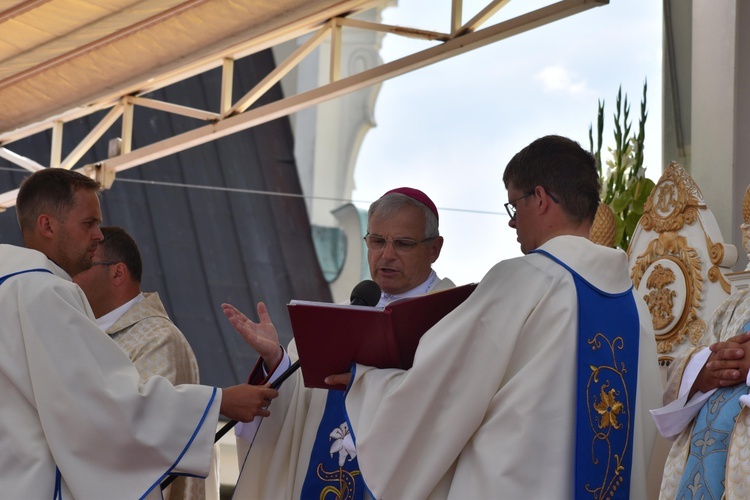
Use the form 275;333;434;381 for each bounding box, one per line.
327;135;661;499
0;168;277;498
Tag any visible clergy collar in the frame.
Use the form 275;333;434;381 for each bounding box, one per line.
377;269;438;307
95;293;145;333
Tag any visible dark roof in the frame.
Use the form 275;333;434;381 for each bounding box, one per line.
0;49;332;387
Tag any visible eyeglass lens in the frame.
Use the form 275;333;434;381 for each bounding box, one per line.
364;235;420;253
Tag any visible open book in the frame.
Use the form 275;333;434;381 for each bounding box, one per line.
288;283;477;389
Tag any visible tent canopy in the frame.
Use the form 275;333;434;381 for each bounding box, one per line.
0;0;380;135
0;0;607;211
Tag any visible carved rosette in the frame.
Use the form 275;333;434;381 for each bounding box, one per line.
631;231;705;355
590;203;616;247
640;162;705;233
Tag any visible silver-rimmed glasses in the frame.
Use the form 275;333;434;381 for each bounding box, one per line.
363;234;436;253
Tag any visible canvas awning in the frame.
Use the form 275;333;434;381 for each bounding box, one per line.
0;0;608;209
0;0;382;135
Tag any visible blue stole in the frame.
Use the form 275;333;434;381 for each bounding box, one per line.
676;384;748;499
533;250;640;499
675;319;750;499
300;390;367;500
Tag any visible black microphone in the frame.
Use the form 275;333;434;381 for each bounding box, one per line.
350;279;381;307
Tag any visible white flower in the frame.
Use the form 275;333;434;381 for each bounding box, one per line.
329;422;357;467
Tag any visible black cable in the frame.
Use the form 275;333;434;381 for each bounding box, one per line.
160;360;301;490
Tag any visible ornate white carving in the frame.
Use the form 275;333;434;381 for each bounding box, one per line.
628;162;737;365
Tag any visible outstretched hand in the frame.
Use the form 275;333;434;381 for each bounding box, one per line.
220;384;278;422
690;331;750;398
222;302;282;368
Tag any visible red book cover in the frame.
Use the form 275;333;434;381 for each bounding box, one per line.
288;283;477;389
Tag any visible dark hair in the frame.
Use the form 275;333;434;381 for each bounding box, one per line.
368;193;439;239
502;135;600;224
99;226;143;283
16;168;101;235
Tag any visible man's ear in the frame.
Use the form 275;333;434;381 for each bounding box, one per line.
535;185;553;213
111;262;128;285
429;236;444;263
37;214;54;238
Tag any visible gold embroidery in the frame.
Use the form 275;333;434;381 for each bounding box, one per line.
316;464;360;500
585;333;633;499
594;386;624;430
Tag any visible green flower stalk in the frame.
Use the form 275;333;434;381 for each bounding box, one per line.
589;82;655;251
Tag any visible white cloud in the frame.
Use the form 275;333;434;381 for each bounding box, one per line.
535;65;588;94
352;0;663;284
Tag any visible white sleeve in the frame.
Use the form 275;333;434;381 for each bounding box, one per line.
650;347;715;439
234;351;292;443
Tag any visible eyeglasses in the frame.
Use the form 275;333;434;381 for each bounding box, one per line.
504;190;560;220
504;193;533;220
91;261;119;266
364;234;436;253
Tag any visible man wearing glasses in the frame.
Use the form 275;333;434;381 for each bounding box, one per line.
224;187;454;499
327;135;661;499
73;226;218;500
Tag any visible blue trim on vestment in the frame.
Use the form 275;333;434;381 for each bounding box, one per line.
143;386;218;499
532;249;640;500
0;268;53;285
53;467;62;500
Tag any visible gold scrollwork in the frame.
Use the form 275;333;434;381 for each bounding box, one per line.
705;234;732;294
631;231;703;354
640;162;705;234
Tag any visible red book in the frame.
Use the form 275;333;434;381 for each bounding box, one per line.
288;283;477;389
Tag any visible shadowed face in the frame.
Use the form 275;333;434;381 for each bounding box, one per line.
73;243;112;316
50;189;103;276
506;182;538;255
367;204;443;295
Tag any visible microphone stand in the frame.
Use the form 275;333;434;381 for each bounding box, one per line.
160;360;301;490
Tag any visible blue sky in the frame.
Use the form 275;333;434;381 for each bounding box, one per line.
352;0;663;285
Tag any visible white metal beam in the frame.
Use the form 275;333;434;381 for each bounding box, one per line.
228;22;333;116
0;147;45;172
59;105;123;170
0;0;608;210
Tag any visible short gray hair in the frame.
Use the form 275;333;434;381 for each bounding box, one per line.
368;193;439;239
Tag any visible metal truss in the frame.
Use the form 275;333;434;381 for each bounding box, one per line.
0;0;608;210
